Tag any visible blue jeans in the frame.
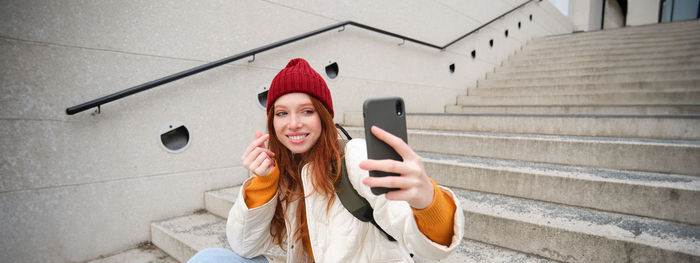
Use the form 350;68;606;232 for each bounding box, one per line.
187;248;268;263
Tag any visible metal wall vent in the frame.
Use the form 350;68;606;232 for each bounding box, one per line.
160;122;190;153
326;61;339;79
257;85;268;110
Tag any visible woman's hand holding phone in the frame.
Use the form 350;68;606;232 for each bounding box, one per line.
359;126;435;210
241;131;276;176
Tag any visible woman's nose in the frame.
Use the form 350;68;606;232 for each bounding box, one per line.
289;113;302;128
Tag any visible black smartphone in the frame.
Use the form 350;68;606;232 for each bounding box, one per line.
363;97;408;195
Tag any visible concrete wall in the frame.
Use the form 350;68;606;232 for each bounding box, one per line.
0;0;572;262
627;0;661;26
571;0;627;31
604;0;625;28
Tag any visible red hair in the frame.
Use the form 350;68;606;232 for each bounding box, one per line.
266;96;343;249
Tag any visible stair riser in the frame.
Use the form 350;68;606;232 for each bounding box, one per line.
457;92;700;106
522;42;700;58
544;24;700;38
528;35;700;52
464;211;698;263
445;105;700;115
506;50;700;66
533;21;700;44
530;31;700;47
478;71;700;87
422;133;700;175
427;162;700;225
151;224;195;263
347;128;700;175
469;82;700;96
343;113;700;139
205;193;233;219
499;56;700;72
528;36;700;50
489;64;700;80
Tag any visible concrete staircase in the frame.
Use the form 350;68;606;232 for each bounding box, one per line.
88;20;700;262
343;20;700;262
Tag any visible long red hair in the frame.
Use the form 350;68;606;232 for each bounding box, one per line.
266;95;343;249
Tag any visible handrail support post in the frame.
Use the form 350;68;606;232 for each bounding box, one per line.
92;105;101;116
248;54;255;63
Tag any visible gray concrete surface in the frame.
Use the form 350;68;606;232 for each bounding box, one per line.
420;151;700;225
344;126;700;175
344;111;700;140
445;104;700;115
468;80;700;96
457;91;700;105
86;243;177;263
455;188;700;262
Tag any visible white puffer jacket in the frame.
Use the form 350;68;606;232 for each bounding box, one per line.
226;139;464;263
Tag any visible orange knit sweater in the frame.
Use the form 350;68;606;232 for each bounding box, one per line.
243;164;456;260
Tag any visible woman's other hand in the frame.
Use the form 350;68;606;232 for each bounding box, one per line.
359;126;434;209
241;131;276;176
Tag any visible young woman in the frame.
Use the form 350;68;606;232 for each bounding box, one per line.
189;58;463;263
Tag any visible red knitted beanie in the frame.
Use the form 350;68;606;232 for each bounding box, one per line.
267;58;334;117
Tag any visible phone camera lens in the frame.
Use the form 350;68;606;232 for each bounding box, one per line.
396;101;403;117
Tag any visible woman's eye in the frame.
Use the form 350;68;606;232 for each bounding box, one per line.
275;112;287;117
303;109;314;115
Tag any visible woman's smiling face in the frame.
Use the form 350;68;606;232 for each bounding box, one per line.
272;93;322;154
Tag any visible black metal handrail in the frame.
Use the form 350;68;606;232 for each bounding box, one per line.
66;0;536;115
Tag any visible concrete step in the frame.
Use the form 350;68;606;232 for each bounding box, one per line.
478;70;700;88
151;212;230;263
527;34;700;52
457;91;700;106
151;211;287;263
499;55;700;72
505;49;700;67
521;41;700;60
420;152;700;225
535;25;700;39
522;40;700;57
445;104;700;115
343;126;700;176
158;186;553;263
415;239;557;263
204;186;239;219
489;63;700;80
468;80;700;96
454;188;700;262
529;23;700;47
541;20;700;39
85;242;178;263
342;112;700;139
543;21;700;38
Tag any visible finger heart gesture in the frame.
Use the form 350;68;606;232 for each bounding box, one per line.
241;130;276;176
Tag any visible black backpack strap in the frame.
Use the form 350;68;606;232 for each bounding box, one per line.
335;123;397;242
335;123;352;140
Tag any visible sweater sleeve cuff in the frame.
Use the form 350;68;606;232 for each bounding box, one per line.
411;178;456;246
251;162;280;185
243;162;280;208
412;178;450;225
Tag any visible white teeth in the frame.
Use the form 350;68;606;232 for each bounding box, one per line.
289;135;305;141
